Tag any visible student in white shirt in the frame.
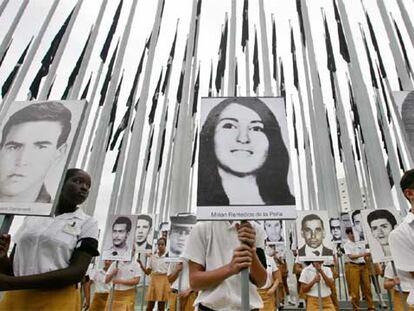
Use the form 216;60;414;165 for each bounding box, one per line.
299;261;335;310
138;237;170;311
0;169;99;310
105;256;142;311
257;249;279;311
343;227;375;311
167;260;196;311
88;260;112;311
383;262;414;311
183;221;267;311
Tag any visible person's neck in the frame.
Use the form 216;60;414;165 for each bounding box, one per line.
55;197;78;215
0;184;43;202
218;167;264;205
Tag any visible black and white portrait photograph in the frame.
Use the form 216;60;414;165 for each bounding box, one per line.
102;214;138;261
329;217;342;243
263;219;285;242
0;100;86;216
296;211;334;261
361;209;401;263
135;214;154;253
168;214;196;259
351;210;365;242
196;97;296;220
393;91;414;148
340;212;352;242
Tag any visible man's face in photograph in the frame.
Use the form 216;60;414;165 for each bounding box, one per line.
112;223;129;248
330;218;341;241
302;218;324;249
370;218;393;246
136;219;151;244
170;225;191;255
353;213;364;238
0;121;65;201
264;220;283;242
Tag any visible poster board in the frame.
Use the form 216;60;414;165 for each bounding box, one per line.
329;217;342;244
296;210;334;261
196;97;296;220
0;100;87;216
263;219;285;242
167;214;197;262
135;214;154;253
340;212;352;243
102;214;138;261
361;208;401;263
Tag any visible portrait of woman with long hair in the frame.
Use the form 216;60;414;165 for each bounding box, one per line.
197;97;295;206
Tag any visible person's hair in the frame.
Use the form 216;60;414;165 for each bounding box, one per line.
367;209;397;229
157;237;167;246
197;97;295;205
351;210;361;222
301;214;324;230
264;219;283;228
400;169;414;201
113;216;132;232
345;227;353;235
0;101;72;148
64;168;88;184
137;214;153;228
329;218;340;227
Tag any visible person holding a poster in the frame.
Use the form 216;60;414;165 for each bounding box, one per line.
136;214;153;251
366;209;397;258
0;101;71;204
0;168;99;309
264;220;284;242
104;253;142;311
343;227;375;311
167;261;197;311
138;237;170;311
197;97;295;207
383;261;414;311
299;261;335;310
298;214;333;257
183;221;267;310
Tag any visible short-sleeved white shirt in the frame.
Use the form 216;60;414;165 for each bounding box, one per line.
107;261;142;291
90;268;111;293
344;240;366;264
384;262;414;292
261;255;278;289
299;265;332;298
389;212;414;272
13;208;98;276
182;221;265;311
147;252;169;274
168;260;190;290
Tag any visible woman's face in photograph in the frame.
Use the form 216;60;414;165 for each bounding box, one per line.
214;103;269;175
264;220;282;241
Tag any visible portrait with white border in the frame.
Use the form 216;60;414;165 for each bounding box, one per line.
296;211;334;261
102;214;138;261
196;97;296;221
361;208;401;263
0;100;87;216
135;214;154;253
167;214;196;262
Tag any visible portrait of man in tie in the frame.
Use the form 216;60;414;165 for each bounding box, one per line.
297;212;334;259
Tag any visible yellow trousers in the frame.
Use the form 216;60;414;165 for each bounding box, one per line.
0;285;80;311
90;292;109;311
348;263;374;311
344;263;351;295
306;296;335;311
105;288;136;311
169;290;197;311
257;288;276;311
393;289;414;311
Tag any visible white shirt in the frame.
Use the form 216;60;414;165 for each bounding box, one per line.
168;260;190;291
147;252;169;274
304;244;323;257
344;240;366;264
299;265;333;298
389;212;414;272
107;261;142;291
261;255;278;289
182;221;265;311
13;208;98;276
90;268;111;293
384;262;414;292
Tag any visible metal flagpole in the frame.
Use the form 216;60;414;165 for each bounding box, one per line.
391;261;409;311
108;261;119;311
227;0;236;96
258;0;272;96
317;280;322;311
395;0;414;49
0;0;9;18
0;0;28;65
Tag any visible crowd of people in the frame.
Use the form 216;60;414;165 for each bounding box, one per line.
0;167;413;310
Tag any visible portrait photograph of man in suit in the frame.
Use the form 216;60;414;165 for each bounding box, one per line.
297;211;334;260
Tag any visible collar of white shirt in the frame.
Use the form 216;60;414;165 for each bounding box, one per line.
55;208;88;221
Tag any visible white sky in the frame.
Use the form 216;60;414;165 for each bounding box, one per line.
1;0;413;235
